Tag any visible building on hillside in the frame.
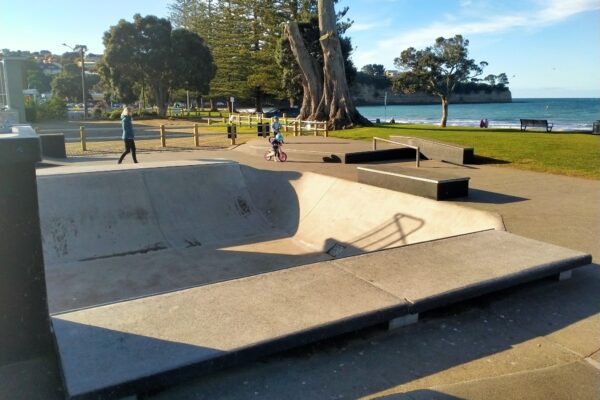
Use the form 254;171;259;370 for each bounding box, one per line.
384;70;399;78
84;53;102;70
41;62;62;76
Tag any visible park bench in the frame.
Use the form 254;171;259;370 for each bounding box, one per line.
520;119;553;132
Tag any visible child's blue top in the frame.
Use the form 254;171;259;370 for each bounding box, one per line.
275;132;284;143
121;115;134;139
271;120;282;133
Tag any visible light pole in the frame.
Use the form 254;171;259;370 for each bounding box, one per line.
62;43;88;119
384;91;388;123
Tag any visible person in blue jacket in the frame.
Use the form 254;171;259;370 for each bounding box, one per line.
118;106;138;164
267;116;285;160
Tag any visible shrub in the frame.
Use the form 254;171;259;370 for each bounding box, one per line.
109;109;122;120
24;97;37;122
36;97;67;121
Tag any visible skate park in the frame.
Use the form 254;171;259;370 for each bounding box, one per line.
2;119;599;399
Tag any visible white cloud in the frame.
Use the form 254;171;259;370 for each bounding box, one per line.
353;0;600;68
351;19;392;32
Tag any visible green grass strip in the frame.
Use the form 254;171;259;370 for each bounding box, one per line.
329;124;599;179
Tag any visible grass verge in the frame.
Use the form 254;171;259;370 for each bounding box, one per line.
329;124;600;179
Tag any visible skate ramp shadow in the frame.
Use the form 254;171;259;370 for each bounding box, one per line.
454;188;529;204
52;263;600;399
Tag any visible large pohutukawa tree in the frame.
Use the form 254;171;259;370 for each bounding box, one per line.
285;0;370;129
393;35;487;127
100;14;215;116
284;22;323;120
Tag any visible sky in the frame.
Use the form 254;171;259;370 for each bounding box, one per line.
1;0;599;98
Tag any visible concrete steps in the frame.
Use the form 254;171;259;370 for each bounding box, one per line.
51;230;591;399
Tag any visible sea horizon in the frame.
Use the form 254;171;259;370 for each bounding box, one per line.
356;98;600;131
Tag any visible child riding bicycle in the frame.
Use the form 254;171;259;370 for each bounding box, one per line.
266;116;285;161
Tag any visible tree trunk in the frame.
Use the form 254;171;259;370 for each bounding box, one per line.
440;95;448;127
284;22;323;120
155;85;168;117
317;0;370;129
255;87;263;113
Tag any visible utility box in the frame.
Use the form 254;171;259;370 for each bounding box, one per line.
227;124;237;139
257;123;270;137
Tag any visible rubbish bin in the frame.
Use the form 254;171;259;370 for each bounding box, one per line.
593;120;600;135
257;123;270;137
227;124;237;138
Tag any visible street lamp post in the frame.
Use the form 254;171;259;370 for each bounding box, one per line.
62;43;87;119
384;91;388;123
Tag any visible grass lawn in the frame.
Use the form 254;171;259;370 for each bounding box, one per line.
329;124;600;179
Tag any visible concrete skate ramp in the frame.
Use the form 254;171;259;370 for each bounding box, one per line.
37;161;504;313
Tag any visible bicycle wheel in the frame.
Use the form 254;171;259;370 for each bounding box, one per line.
264;150;272;161
278;151;287;162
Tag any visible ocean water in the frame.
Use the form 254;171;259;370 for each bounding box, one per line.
357;98;600;131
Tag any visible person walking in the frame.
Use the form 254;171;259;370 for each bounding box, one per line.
118;106;138;164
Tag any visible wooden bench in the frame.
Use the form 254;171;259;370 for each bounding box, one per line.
520;119;553;132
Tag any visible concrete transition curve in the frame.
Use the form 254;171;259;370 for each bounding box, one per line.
38;160;504;314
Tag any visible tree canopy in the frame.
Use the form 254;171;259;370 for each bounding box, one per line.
21;59;51;93
51;58;99;102
361;64;386;78
99;14;215;116
393;35;488;127
169;0;357;112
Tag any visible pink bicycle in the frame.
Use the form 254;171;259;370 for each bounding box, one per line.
264;138;287;162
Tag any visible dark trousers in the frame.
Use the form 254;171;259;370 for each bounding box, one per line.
118;139;138;163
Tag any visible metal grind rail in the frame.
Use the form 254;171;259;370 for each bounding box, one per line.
373;137;420;167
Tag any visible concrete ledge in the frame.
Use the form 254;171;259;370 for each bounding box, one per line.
0;125;41;164
358;165;470;200
390;136;474;164
40;133;66;159
52;230;590;399
336;230;592;315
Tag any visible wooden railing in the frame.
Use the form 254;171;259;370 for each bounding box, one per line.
228;113;328;137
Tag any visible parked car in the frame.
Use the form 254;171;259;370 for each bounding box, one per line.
263;107;300;118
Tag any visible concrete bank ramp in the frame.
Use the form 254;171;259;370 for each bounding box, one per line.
51;230;591;399
37;160;503;313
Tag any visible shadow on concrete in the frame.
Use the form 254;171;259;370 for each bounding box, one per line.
471;155;510;165
376;390;465;399
51;319;228;399
454;189;529;205
46;245;333;314
323;154;342;163
0;356;65;400
144;263;600;399
345;213;425;251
